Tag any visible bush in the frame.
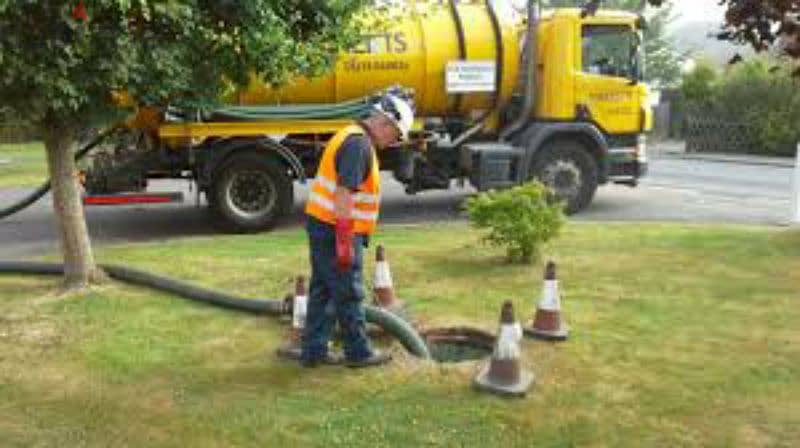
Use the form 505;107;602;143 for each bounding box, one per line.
681;58;800;156
465;182;565;264
681;60;718;105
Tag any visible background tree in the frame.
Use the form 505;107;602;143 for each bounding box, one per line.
0;0;368;291
680;59;718;105
715;1;800;57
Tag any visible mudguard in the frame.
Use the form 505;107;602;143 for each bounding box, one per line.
513;122;609;183
199;137;305;188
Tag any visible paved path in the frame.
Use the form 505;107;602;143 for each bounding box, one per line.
1;149;796;258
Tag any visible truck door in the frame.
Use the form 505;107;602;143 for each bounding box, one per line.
574;24;644;135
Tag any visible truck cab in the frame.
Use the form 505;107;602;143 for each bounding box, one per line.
464;8;649;213
525;8;650;187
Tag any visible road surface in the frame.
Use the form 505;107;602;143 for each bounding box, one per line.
0;152;795;258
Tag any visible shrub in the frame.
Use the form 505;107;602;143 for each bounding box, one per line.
714;61;800;155
682;58;800;156
465;182;565;264
681;60;718;105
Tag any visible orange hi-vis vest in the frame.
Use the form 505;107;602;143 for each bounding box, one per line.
305;125;381;235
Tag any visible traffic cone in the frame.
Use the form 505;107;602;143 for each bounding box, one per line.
276;276;307;360
279;287;294;324
474;301;534;397
525;261;569;341
373;245;405;312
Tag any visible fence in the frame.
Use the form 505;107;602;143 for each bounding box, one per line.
683;114;760;154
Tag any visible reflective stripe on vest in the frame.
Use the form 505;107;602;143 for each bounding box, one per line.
304;125;381;234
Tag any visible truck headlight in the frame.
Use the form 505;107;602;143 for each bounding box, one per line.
636;135;647;164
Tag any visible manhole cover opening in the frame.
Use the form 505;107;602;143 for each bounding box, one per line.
423;327;495;363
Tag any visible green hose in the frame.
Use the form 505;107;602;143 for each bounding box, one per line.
0;261;431;359
204;95;378;122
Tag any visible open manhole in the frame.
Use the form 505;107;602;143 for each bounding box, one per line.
423;327;495;363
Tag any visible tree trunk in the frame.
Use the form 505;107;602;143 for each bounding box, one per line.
43;121;100;291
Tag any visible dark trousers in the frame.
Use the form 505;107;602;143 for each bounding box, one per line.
302;218;372;362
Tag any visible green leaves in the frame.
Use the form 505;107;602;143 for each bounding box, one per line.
0;0;369;129
682;59;800;155
465;182;566;264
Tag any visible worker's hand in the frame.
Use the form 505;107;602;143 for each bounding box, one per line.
335;218;355;272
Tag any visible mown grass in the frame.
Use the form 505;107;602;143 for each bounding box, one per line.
0;142;47;188
1;223;799;447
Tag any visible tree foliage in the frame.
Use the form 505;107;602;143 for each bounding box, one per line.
716;0;800;61
0;1;370;289
0;1;369;129
680;60;718;104
681;58;800;155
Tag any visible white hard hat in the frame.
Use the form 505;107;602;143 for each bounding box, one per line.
374;94;415;141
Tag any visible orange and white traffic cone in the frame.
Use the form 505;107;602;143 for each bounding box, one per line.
373;245;405;312
525;261;569;341
474;301;535;397
276;276;307;360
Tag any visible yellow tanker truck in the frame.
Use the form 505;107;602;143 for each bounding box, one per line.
85;1;651;232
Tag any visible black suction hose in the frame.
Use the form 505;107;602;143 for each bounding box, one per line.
0;261;432;359
485;0;505;121
500;0;540;141
102;264;285;315
0;126;120;220
447;0;468;115
450;0;505;147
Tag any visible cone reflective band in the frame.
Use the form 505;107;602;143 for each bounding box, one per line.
291;276;307;341
495;322;523;361
539;279;560;310
525;261;569;341
533;279;561;331
292;294;307;330
277;276;307;360
490;302;524;385
372;245;405;312
474;301;534;397
792;143;800;224
373;245;395;305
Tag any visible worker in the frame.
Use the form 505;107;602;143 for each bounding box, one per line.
302;92;415;368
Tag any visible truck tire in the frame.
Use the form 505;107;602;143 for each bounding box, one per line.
530;140;598;214
209;152;293;233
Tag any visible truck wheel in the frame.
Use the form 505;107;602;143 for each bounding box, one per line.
530;140;598;214
210;152;293;233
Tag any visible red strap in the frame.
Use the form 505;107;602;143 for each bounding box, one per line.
335;219;355;272
72;1;87;22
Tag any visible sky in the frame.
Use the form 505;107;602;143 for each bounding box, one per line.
671;0;726;25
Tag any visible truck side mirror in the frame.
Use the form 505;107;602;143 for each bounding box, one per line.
629;33;643;85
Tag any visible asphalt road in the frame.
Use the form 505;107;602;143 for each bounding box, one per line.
1;152;796;258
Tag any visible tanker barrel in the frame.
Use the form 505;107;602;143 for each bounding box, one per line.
234;2;523;120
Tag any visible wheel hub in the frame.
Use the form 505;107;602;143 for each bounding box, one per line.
542;160;582;199
227;171;276;217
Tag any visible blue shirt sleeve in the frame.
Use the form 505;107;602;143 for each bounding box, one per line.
335;135;372;191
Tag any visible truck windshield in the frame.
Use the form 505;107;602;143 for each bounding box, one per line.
581;25;640;80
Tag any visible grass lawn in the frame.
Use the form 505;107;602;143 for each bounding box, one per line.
0;142;47;188
1;223;799;447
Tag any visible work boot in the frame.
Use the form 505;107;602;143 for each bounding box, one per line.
323;351;344;365
345;350;392;368
300;352;343;368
